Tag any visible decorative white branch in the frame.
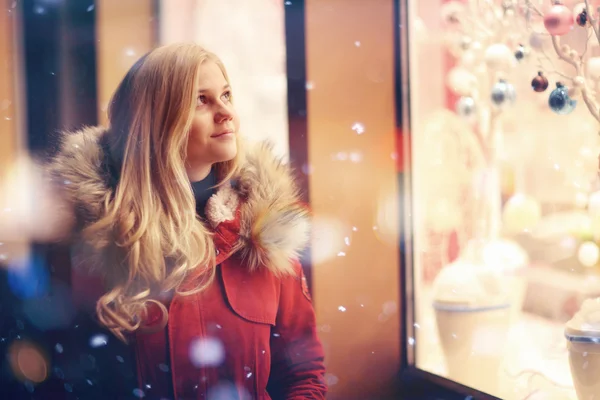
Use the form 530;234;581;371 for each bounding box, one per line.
536;46;571;80
524;0;543;18
584;0;600;44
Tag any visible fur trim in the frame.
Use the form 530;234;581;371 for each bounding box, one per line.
47;126;114;228
205;185;239;228
47;127;309;276
232;141;310;276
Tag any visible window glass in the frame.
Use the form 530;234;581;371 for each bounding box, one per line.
407;1;600;399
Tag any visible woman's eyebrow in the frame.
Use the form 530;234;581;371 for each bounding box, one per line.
197;84;230;93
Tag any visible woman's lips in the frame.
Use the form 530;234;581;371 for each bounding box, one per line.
211;130;234;138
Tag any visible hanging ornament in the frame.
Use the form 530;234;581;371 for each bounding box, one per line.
459;36;472;51
548;82;577;114
577;8;588;27
484;43;515;71
514;44;529;61
447;67;477;96
491;79;516;107
455;96;477;119
529;31;547;51
544;2;574;36
531;71;549;92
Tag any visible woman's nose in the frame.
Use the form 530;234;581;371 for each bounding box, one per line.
215;106;233;123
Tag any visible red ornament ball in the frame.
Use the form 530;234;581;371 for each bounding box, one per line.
577;10;588;27
532;71;549;93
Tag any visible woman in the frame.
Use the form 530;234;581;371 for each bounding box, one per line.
47;43;326;399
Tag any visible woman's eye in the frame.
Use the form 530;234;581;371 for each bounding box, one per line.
197;95;207;106
222;91;232;101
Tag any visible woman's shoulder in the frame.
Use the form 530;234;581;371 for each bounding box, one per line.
45;126;114;224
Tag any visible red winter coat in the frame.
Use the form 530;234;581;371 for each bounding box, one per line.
49;127;327;400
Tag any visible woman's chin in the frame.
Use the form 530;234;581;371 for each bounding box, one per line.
213;144;238;163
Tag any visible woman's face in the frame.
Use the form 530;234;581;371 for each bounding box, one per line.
186;60;239;181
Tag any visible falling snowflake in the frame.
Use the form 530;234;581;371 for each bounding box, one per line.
89;334;108;348
349;152;363;163
158;364;170;372
324;373;339;386
351;122;365;135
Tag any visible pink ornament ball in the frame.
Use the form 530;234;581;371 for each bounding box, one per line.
544;4;574;36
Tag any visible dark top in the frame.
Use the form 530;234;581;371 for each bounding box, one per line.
191;168;217;218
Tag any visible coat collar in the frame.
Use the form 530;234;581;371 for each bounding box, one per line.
48;126;310;276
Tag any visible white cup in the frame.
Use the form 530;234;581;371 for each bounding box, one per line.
565;326;600;400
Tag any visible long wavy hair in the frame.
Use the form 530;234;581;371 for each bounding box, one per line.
86;43;242;341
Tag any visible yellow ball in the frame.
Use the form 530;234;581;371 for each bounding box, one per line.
502;194;542;234
578;241;600;268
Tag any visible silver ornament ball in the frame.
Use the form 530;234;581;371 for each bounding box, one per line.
456;96;477;119
491;80;516;107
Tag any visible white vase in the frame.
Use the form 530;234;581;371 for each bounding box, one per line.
432;244;512;397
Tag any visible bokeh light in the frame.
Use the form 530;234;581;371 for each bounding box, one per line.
7;340;49;384
311;215;352;265
189;337;225;368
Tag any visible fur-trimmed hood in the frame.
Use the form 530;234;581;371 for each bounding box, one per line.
47;126;310;276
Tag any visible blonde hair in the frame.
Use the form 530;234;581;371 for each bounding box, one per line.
86;43;242;341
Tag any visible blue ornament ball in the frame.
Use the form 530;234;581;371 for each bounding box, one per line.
491;80;516;107
548;83;577;115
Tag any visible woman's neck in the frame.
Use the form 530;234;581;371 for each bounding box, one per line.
187;164;212;182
